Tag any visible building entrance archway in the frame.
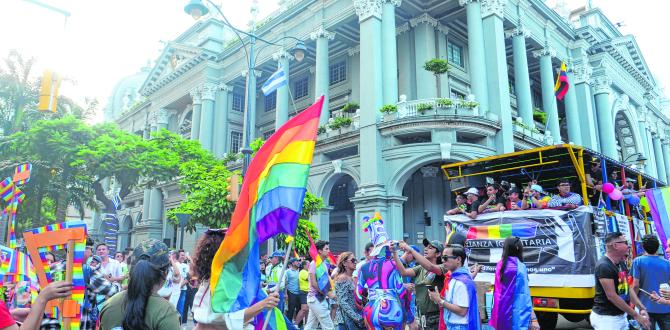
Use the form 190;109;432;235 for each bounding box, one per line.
328;175;357;253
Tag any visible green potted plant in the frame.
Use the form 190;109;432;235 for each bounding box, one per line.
436;98;453;108
342;102;359;113
533;108;547;125
416;102;434;115
317;126;326;135
380;104;397;121
328;117;353;132
424;58;450;97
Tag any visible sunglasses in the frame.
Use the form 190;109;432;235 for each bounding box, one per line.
442;255;459;261
611;240;629;246
349;258;357;263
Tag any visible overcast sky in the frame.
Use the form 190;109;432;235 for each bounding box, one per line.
1;0;668;122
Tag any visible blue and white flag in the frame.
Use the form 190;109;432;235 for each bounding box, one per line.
261;67;287;96
112;193;122;210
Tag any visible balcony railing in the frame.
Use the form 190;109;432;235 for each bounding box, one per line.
386;97;499;122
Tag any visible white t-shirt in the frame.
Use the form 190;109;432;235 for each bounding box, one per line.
352;260;367;280
177;262;190;291
445;279;470;325
100;258;121;278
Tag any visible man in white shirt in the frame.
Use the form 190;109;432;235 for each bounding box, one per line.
96;243;123;283
176;249;191;324
428;245;480;330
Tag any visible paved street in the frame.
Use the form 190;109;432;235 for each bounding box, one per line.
556;315;592;330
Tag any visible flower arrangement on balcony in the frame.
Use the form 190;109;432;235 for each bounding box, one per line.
328;117;353;131
342;102;359;113
436;98;454;108
460;100;479;109
513;118;541;134
424;58;450;98
379;104;397;114
416;102;434;114
533;108;547;125
318;125;326;135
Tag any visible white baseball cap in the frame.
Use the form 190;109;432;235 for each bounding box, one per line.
465;187;479;196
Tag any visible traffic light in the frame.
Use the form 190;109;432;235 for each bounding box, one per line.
38;70;61;112
226;174;239;202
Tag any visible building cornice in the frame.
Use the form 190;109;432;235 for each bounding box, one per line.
353;0;382;22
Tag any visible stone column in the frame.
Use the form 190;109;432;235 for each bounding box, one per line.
592;76;617;158
190;87;202;141
652;133;667;182
315;207;333;242
396;23;413;99
533;47;561;142
199;83;217;151
410;13;438;99
387;196;408;242
505;25;533;129
135;187;164;241
662;136;670;183
563;68;582;145
349;47;361;103
273;51;292;128
436;24;450;98
459;0;489;113
636;108;653;174
354;0;385;188
381;0;400;104
156;108;170;131
573;61;598;150
142;188;151;223
311;26;335;125
214;83;231;158
646;127;659;177
482;0;514;153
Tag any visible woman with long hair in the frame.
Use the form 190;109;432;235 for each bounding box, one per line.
191;229;279;330
334;252;363;330
98;239;181;330
489;236;539;330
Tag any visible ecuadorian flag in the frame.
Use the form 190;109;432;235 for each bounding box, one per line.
554;62;569;101
209;96;323;329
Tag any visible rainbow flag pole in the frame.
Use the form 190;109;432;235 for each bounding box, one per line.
261;238;294;330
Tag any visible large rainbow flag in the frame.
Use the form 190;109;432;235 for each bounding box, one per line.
210;97;323;320
466;223;538;240
645;187;670;253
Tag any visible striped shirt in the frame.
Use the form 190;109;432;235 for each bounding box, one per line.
548;192;583;208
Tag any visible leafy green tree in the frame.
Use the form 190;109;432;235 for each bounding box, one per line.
424;58;450;98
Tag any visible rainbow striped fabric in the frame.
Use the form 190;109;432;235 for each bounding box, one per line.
0;177;25;248
466;223;538;240
25;221;87;329
210;96;323;319
0;244;39;303
307;231;333;295
645;188;670;253
13;163;32;185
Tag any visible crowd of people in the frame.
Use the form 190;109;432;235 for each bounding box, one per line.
446;179;584;220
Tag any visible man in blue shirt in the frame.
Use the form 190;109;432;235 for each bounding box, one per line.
285;258;302;325
632;234;670;329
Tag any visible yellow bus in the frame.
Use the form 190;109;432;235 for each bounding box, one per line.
441;144;661;329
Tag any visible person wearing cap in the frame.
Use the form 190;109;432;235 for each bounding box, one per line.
444;222;466;247
547;179;583;209
478;184;506;214
285;258;302;327
98;239;181;330
462;188;481;219
521;184;550;209
267;251;287;313
506;187;523;210
393;239;447;329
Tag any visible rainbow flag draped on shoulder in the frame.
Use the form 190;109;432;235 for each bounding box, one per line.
306;231;333;299
210;96;324;319
644;187;670;252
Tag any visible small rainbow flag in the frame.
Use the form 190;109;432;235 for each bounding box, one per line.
307;231;333;295
210;96;323;324
554;62;570;101
466;223;538;240
13;163;32;185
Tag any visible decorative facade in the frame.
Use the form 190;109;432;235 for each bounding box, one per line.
109;0;669;255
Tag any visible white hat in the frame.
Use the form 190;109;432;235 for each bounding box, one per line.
465;187;479;196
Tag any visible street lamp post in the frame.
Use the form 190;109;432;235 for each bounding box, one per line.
622;153;647;167
184;0;306;176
